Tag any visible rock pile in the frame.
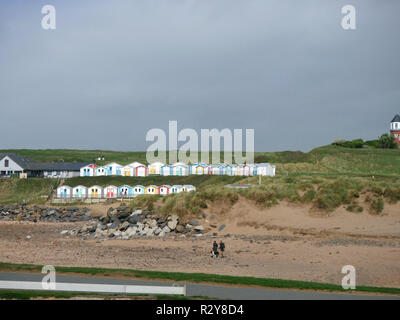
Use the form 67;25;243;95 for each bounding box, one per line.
0;204;93;223
62;206;207;240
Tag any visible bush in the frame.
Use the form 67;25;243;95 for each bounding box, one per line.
332;139;364;148
378;133;397;149
383;187;400;203
302;189;316;202
366;197;384;214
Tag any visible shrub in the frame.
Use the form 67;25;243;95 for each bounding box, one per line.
367;197;384;214
302;189;316;202
383;187;400;204
378;133;397;149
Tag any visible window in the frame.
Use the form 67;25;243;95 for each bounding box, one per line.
5;159;9;167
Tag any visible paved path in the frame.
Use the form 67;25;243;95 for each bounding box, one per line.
0;272;398;300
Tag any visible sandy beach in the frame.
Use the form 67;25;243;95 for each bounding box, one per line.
1;199;399;288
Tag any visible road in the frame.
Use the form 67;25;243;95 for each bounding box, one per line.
0;272;398;300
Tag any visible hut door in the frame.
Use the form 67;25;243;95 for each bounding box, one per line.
108;188;114;198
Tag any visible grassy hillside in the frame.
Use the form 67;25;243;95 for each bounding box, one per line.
0;178;57;205
2;146;400;177
66;175;244;188
1;146;400;210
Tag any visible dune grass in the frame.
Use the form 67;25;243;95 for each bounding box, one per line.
0;178;57;205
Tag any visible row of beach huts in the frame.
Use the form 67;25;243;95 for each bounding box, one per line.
80;162;275;177
56;184;196;199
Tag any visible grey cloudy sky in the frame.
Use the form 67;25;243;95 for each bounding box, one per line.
1;0;399;152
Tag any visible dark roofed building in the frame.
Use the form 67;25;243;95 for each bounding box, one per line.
0;152;89;178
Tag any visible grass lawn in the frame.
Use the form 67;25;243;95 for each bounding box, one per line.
0;262;399;296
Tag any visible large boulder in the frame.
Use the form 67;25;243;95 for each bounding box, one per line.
118;221;130;231
129;214;144;224
167;219;178;231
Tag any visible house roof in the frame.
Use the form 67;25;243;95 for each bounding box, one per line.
0;152;37;170
391;115;400;122
0;152;89;171
39;162;90;171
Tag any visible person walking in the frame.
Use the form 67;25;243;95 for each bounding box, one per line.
219;240;225;258
212;240;219;258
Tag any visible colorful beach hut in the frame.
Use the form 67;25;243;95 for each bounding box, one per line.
57;186;72;198
72;185;87;198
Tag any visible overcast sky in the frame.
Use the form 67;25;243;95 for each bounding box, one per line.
1;0;399;152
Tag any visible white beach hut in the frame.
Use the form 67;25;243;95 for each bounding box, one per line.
172;163;189;176
171;185;183;194
122;165;134;177
160;164;172;176
190;163;208;175
159;185;171;195
57;186;72;198
133;185;145;196
145;185;159;195
72;185;87;198
182;185;196;192
95;166;106;176
88;185;103;198
256;163;276;176
80;164;97;177
118;185;133;198
105;162;122;176
104;185;118;198
148;162;165;175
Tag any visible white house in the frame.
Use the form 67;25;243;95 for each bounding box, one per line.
72;185;87;198
0;153;88;178
88;185;103;198
104;185;118;198
148;162;165;175
57;186;72;198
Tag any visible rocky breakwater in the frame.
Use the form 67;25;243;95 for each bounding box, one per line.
0;204;93;223
62;206;208;240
